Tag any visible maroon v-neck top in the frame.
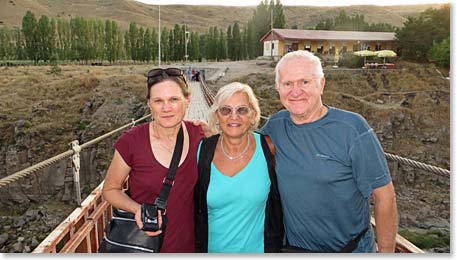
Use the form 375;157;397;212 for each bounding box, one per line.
114;121;204;252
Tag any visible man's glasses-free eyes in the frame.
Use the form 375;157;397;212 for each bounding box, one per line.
218;106;251;116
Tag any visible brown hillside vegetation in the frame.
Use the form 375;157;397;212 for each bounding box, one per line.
0;0;445;32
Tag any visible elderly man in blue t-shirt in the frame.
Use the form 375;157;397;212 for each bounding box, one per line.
259;50;398;253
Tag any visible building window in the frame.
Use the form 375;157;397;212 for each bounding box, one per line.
375;43;382;51
305;45;311;51
317;43;324;54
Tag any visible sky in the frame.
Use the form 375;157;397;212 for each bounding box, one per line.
136;0;449;6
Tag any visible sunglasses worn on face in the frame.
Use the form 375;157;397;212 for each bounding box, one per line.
218;105;251;116
147;68;185;86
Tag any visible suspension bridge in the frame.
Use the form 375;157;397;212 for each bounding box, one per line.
0;74;449;253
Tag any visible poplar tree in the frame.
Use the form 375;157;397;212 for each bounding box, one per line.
22;11;39;63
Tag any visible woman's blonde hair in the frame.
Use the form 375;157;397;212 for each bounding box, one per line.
208;82;261;133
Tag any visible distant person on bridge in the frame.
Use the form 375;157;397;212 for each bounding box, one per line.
194;82;284;253
102;67;205;252
259;50;398;253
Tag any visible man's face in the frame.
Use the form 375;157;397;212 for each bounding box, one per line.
276;58;325;124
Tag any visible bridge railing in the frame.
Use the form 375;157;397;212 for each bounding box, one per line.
32;181;112;253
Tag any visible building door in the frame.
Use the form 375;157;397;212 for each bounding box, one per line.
292;43;298;51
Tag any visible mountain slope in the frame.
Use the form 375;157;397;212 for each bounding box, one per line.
0;0;444;32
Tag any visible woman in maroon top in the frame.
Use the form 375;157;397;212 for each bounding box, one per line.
102;68;205;252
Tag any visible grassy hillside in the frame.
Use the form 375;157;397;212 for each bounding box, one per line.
0;0;445;32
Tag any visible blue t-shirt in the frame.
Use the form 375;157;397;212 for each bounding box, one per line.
197;133;271;253
259;106;391;252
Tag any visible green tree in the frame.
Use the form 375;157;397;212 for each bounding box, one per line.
188;31;200;61
138;27;145;61
143;28;152;62
396;16;436;60
250;0;271;57
429;37;450;67
114;22;124;61
0;26;14;60
150;28;158;62
161;27;170;61
271;0;286;28
105;19;113;63
22;11;39;63
128;22;139;61
226;25;233;60
246;20;255;59
199;34;207;61
13;27;26;60
217;28;227;61
232;22;241;60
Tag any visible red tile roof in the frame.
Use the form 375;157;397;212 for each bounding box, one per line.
260;29;396;42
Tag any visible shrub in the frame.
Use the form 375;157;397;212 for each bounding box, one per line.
49;64;62;75
399;229;450;249
337;52;364;68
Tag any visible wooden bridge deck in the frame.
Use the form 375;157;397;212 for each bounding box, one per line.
185;81;210;121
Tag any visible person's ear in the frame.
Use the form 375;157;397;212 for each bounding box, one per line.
319;77;325;94
185;94;192;106
275;83;280;91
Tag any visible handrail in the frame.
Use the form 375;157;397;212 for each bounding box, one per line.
200;79;215;106
32;181;112;253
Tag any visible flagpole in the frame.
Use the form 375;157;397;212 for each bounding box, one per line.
158;4;161;67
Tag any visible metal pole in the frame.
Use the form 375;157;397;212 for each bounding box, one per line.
185;24;188;62
270;8;273;58
158;5;161;67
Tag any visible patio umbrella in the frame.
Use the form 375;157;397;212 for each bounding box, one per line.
354;50;376;65
375;50;397;64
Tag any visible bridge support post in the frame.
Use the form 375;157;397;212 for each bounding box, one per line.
70;140;82;205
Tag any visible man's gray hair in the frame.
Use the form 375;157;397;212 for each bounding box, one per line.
275;50;324;85
208;82;261;133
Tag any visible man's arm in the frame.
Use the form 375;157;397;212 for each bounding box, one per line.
372;181;398;252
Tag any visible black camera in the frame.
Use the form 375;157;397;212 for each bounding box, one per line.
141;203;160;232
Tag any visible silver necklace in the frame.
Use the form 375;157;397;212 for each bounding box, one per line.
220;134;250;160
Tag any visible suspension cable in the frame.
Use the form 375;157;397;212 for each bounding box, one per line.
0;114;151;189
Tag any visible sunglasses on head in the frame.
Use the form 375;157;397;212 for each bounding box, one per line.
218;105;251;116
147;68;185;86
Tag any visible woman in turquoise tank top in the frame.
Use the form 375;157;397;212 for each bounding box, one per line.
194;82;284;253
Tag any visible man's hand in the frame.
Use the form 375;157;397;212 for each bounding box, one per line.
192;119;217;137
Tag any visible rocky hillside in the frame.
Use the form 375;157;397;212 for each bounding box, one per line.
0;0;445;32
0;60;450;252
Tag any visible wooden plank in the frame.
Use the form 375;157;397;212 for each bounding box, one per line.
60;221;94;253
33;207;84;253
395;234;425;253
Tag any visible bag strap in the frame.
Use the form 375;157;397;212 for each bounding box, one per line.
264;135;275;156
339;227;368;252
154;125;184;211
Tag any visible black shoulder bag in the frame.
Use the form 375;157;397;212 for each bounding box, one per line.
99;126;184;253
